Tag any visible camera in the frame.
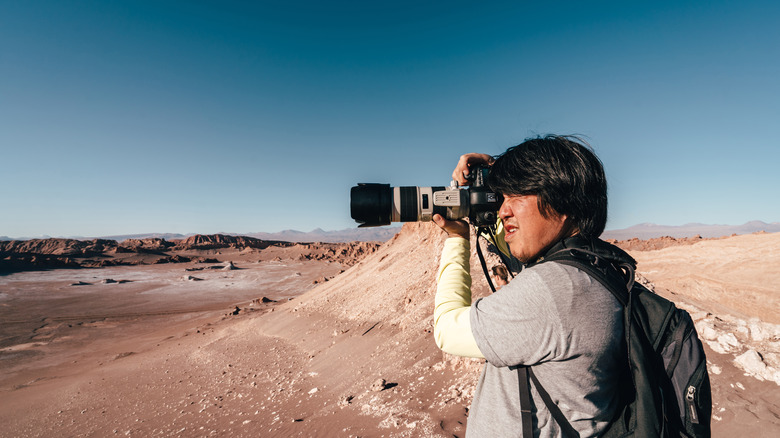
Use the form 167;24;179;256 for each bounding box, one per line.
350;165;503;228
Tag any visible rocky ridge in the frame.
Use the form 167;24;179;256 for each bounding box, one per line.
0;234;382;274
609;234;723;252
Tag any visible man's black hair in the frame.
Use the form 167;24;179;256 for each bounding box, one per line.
487;135;608;239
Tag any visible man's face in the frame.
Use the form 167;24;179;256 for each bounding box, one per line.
498;194;573;263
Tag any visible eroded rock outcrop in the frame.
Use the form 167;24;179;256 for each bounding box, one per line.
609;234;714;252
0;238;117;256
173;234;282;250
120;238;175;252
0;234;381;274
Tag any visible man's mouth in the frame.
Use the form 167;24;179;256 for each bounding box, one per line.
505;224;518;237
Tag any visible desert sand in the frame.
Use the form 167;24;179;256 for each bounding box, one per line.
1;226;778;437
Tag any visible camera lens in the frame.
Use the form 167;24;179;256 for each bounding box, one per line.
351;183;392;227
351;184;453;226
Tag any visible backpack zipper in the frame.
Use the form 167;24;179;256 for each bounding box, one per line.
686;385;699;424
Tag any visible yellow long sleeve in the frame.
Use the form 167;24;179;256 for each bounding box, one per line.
433;237;484;358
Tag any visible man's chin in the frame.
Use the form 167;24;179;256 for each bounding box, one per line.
506;246;526;263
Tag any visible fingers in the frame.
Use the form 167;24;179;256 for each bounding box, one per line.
452;155;472;185
432;214;453;228
452;153;494;185
433;214;470;239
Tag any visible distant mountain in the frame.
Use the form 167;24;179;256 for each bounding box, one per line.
96;233;188;242
0;233;187;242
245;226;403;243
0;235;53;241
602;221;780;240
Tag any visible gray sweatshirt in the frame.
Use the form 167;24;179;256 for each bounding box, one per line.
468;262;624;437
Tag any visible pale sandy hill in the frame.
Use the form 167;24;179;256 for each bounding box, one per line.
284;222;492;330
243;222;495;436
631;232;780;324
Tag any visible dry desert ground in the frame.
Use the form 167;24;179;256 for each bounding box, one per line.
1;225;778;437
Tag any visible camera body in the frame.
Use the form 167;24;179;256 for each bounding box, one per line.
350;166;503;228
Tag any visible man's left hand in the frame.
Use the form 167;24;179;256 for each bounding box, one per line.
433;214;470;239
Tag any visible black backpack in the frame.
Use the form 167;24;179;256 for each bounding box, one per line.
516;237;712;438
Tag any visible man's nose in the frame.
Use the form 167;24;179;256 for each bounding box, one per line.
498;200;511;220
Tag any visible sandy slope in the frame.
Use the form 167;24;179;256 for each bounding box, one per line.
1;225;778;437
631;232;780;324
627;233;780;436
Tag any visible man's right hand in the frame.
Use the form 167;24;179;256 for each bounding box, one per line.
452;153;494;186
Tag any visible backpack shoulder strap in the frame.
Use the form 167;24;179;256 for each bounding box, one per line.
516;366;580;438
517;366;534;438
543;248;633;307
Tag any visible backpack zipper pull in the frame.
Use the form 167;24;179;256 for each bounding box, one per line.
686;385;700;424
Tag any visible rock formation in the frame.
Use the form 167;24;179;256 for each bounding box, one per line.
0;234;380;274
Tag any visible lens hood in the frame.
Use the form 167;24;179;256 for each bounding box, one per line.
350;183;393;227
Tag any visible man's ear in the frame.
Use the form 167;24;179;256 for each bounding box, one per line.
562;215;580;237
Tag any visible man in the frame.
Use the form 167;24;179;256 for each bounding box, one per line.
432;135;623;437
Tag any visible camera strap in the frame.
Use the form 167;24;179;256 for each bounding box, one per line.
475;225;517;293
475;229;498;293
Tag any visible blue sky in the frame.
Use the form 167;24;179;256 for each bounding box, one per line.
1;1;778;238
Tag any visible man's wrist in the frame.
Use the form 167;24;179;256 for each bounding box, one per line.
444;235;470;246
